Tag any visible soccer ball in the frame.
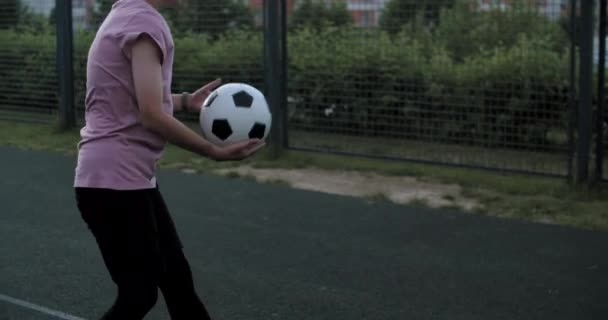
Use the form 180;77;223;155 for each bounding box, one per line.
199;83;272;146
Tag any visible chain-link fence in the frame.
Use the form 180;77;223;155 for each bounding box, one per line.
1;0;607;182
0;0;58;123
598;0;608;182
1;0;267;124
285;0;575;176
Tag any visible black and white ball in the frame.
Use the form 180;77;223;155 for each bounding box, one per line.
199;83;272;146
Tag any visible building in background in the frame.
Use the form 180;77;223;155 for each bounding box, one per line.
20;0;54;16
17;0;574;31
343;0;385;27
298;0;386;27
73;0;97;30
477;0;569;21
247;0;386;28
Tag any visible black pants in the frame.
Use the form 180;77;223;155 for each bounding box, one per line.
75;186;212;320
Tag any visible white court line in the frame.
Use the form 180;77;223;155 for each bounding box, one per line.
0;293;87;320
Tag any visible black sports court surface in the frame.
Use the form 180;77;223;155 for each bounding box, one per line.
1;147;606;319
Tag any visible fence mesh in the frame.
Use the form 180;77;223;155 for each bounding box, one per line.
0;0;58;123
595;107;605;182
2;0;604;179
285;0;574;176
73;0;266;123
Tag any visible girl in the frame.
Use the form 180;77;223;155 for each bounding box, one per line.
74;0;264;319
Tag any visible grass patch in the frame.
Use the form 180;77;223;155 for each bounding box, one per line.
252;149;567;197
1;120;607;231
466;187;608;231
0;121;81;154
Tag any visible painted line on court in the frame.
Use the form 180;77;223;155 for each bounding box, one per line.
0;293;87;320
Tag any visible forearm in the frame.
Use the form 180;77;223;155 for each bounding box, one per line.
130;36;222;159
141;111;219;159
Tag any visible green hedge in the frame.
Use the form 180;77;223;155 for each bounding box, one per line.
287;26;570;150
0;30;57;111
0;20;571;150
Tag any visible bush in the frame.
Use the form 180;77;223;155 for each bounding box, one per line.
286;26;570;150
289;0;352;31
379;0;455;34
433;0;569;61
0;4;572;151
171;30;264;93
0;29;57;111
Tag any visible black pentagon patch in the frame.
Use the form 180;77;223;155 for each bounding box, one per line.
203;92;218;108
212;119;232;141
232;90;253;108
248;122;266;139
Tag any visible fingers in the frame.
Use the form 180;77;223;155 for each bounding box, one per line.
212;139;265;161
230;138;261;149
243;138;262;148
244;141;266;156
229;139;266;159
200;78;222;93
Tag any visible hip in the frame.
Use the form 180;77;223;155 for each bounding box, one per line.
75;141;162;190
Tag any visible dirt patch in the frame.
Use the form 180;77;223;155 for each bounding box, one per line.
214;166;479;211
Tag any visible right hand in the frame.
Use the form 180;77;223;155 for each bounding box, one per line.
210;139;266;161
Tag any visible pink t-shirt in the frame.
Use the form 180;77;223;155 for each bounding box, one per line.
74;0;174;190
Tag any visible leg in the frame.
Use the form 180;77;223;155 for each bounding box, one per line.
75;187;164;320
150;188;213;320
160;248;212;320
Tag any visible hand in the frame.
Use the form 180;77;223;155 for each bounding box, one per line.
210;139;266;161
185;78;222;113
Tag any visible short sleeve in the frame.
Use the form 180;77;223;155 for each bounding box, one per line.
118;13;167;64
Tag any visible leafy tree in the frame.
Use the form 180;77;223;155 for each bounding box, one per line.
379;0;454;34
0;0;49;33
433;0;569;61
93;0;116;26
163;0;255;38
290;0;352;31
81;0;254;37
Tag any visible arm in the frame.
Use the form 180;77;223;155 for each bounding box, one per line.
131;34;264;161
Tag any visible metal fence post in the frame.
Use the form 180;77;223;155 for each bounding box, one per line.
280;0;289;149
577;0;594;184
567;0;578;183
56;0;75;130
264;0;284;157
597;0;606;182
567;0;577;184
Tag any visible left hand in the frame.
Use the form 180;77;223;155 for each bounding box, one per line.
184;78;222;113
